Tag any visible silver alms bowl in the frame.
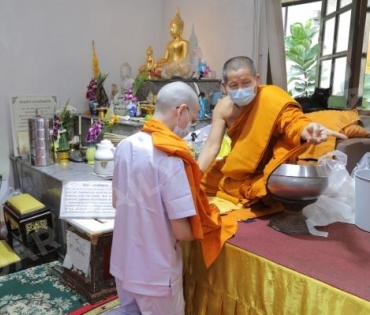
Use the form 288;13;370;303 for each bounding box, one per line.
267;164;328;201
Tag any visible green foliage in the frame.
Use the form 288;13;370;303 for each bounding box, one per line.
58;130;70;151
56;99;74;151
133;72;148;96
362;73;370;108
59;99;73;135
285;19;319;97
96;72;109;107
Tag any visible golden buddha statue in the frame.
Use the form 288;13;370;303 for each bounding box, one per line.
156;8;192;79
139;46;156;79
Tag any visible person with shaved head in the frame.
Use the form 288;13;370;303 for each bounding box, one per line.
198;56;347;214
109;81;232;315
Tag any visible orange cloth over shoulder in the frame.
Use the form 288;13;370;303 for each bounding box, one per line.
142;119;237;267
202;85;310;216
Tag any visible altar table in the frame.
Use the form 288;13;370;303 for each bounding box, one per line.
183;218;370;315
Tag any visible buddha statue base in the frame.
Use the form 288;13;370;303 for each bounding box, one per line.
160;58;193;80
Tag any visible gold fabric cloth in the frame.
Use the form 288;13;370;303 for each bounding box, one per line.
182;241;370;315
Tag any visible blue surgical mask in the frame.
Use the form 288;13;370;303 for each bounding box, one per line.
228;85;256;106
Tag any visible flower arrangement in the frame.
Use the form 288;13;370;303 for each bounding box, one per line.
86;72;109;106
86;41;109;109
86;113;119;143
123;87;138;103
53;99;76;152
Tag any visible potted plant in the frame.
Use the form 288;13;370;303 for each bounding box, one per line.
53;100;75;164
285;19;319;97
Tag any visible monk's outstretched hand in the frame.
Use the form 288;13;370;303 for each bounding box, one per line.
301;122;348;145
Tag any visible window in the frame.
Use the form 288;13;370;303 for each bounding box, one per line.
282;1;322;97
283;0;367;109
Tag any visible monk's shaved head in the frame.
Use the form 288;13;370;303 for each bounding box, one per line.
155;81;199;114
222;56;257;82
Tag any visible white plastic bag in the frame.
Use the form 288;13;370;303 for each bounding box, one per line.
302;150;355;237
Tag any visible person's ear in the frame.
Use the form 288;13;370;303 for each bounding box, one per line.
221;81;227;94
255;74;261;86
178;103;187;116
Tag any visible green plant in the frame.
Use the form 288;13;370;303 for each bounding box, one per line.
53;99;75;151
285;19;319;97
96;72;109;107
133;72;148;96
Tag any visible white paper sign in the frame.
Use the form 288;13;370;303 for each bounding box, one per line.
10;95;57;156
63;230;91;276
60;181;115;218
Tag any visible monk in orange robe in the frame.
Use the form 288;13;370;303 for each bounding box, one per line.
198;56;347;217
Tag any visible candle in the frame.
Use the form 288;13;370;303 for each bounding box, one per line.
78;115;82;136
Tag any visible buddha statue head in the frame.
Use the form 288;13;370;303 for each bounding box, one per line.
120;62;132;80
170;8;184;38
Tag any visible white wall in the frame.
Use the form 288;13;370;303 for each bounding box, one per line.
0;0;259;204
0;0;163;203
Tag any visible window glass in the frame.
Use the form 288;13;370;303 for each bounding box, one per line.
284;1;322;34
332;57;347;95
323;18;335;55
340;0;352;8
361;10;370;108
320;60;332;88
326;0;338;15
335;10;351;52
283;1;322;97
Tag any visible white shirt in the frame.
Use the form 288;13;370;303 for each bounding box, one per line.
110;131;196;297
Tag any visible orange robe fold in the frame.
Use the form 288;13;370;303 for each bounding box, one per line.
142;119;237;267
202;85;311;215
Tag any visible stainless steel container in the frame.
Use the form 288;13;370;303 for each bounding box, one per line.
28;109;55;166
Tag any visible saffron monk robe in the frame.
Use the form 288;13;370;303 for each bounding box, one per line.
197;56;347;221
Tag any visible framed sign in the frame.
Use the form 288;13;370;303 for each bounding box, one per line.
10;95;57;157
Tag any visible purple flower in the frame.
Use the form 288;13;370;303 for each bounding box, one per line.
86;79;98;101
85;119;104;143
52;116;61;141
123;85;138;103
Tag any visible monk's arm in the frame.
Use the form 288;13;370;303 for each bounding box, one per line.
198;107;226;173
276;105;312;146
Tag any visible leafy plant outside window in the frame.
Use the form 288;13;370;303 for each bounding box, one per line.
285;19;319;97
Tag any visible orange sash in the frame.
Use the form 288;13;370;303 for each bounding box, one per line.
142;119;237;267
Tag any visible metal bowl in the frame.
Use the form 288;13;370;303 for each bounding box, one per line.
267;164;328;201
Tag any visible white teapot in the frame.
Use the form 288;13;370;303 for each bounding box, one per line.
94;139;115;176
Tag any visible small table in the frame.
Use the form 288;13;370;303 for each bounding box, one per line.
3;203;54;252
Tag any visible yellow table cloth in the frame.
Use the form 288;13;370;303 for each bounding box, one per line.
182;219;370;315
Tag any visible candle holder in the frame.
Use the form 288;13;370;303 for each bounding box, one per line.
97;107;108;120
